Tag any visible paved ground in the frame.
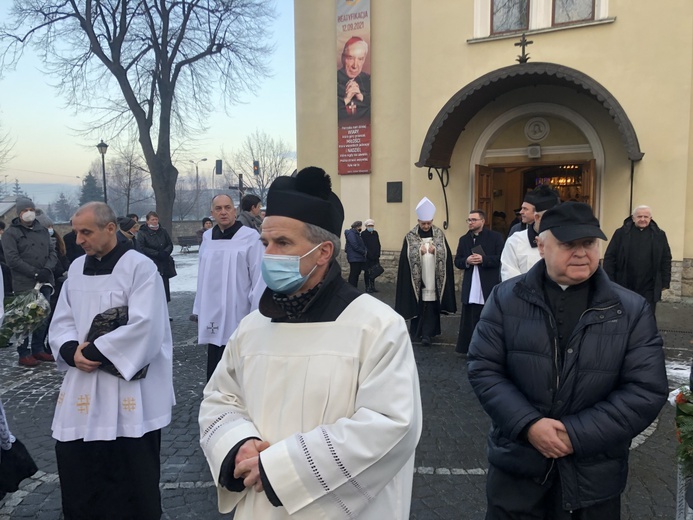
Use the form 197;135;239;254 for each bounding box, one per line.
0;280;691;519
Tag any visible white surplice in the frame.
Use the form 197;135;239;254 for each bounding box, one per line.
49;250;175;442
193;226;266;346
199;295;422;520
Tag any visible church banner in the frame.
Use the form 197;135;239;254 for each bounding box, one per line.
336;0;371;175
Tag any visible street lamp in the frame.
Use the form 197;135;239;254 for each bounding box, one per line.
190;158;207;218
189;158;207;192
96;140;109;204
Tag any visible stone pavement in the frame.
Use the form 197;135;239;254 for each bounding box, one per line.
0;282;691;519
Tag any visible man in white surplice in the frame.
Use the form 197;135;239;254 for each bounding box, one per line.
199;167;422;520
49;202;174;519
193;194;265;381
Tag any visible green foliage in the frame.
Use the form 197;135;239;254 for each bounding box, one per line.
79;173;103;205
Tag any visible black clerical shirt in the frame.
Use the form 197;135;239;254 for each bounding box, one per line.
212;221;243;240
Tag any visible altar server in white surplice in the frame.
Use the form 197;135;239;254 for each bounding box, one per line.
49;202;174;520
193;193;265;381
199;167;422;520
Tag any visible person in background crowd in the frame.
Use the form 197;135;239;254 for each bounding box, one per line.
49;202;174;519
395;197;456;346
116;217;137;249
35;212;70;323
500;185;561;282
507;193;537;238
603;205;672;313
236;194;263;233
193;194;265;381
344;220;367;289
137;211;175;305
0;221;11;297
3;196;56;367
63;223;85;264
361;218;381;293
199;166;421;519
454;209;504;355
196;217;213;245
125;213;140;249
468;202;668;519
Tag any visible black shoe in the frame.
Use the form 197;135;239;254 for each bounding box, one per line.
421;336;431;346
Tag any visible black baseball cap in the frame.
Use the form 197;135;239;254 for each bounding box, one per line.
539;202;607;242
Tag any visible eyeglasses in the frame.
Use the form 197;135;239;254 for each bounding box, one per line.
466;218;482;223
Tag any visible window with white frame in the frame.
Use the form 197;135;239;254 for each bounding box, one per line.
553;0;594;26
476;0;607;38
492;0;529;34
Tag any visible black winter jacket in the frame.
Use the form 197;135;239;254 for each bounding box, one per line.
136;226;174;277
603;217;672;303
468;261;667;510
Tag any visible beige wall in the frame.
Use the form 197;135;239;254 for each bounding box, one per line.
295;0;693;265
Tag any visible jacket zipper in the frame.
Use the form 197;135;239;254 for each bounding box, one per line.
540;302;619;486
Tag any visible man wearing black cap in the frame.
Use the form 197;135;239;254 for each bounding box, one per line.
468;202;668;519
500;185;561;281
199;167;422;519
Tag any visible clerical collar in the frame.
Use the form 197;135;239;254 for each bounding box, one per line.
271;282;323;320
417;226;434;238
212;221;243;240
83;241;129;275
527;225;539;248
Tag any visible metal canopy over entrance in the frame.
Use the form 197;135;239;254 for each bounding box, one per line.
416;62;644;170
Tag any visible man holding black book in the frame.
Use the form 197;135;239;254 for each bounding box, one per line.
48;202;175;519
454;209;504;355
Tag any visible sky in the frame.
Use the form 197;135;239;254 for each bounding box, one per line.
0;2;296;205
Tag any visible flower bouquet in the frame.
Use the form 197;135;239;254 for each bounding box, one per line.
673;386;693;477
0;284;51;347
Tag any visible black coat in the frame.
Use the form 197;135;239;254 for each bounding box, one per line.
361;229;381;261
603;217;672;302
136;226;174;277
468;262;668;510
454;229;504;304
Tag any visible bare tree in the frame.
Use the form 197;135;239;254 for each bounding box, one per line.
0;1;275;232
173;170;200;221
107;140;153;216
225;130;295;204
0;118;14;173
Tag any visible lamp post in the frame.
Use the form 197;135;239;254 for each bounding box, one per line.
96;140;109;204
190;158;207;218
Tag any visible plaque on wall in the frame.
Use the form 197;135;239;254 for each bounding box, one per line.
387;182;403;203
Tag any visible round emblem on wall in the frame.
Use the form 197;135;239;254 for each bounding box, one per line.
524;117;550;142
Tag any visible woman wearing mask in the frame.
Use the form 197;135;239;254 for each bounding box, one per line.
137;211;175;305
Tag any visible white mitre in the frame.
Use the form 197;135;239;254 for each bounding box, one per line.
416;197;436;221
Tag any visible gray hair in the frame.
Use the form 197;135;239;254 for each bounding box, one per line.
303;223;341;261
632;205;652;216
73;202;117;228
211;193;233;209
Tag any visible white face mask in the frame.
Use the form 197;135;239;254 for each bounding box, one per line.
48;228;54;236
21;211;36;223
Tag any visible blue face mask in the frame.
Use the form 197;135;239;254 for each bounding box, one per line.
261;243;321;294
366;227;374;232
